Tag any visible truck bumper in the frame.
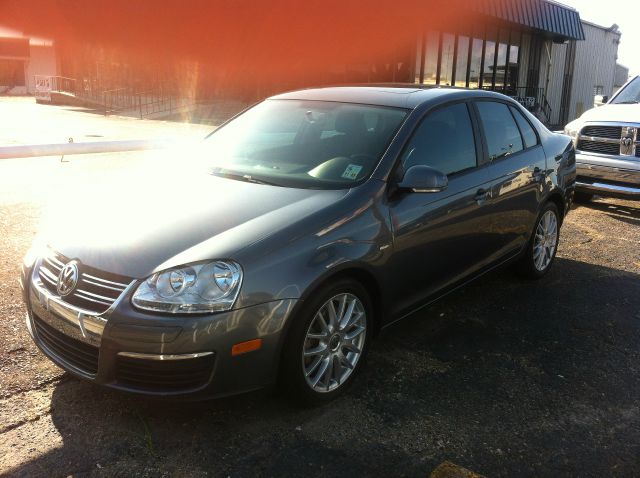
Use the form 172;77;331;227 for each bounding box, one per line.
576;154;640;199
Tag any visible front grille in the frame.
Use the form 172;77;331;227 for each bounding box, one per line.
581;125;622;139
38;250;132;314
33;314;100;375
115;354;215;392
577;139;620;156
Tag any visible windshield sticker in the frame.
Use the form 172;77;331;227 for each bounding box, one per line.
341;164;363;180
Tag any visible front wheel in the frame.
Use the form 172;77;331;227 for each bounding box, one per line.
517;202;560;279
281;278;372;405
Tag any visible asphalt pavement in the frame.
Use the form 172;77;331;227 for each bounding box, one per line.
0;135;639;476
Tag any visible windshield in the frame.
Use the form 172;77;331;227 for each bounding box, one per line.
611;76;640;104
203;99;408;189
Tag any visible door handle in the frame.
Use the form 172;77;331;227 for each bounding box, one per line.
474;188;489;204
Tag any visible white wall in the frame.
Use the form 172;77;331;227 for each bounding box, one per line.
25;42;57;95
568;22;620;121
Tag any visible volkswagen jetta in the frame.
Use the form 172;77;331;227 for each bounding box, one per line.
21;86;576;403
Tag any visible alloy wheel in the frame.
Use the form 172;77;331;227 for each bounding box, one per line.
302;293;367;393
533;210;558;271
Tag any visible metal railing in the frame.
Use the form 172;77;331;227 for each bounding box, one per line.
134;90;176;118
102;87;135;115
482;85;552;123
34;74;195;119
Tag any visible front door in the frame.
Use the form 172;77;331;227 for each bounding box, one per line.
387;102;496;317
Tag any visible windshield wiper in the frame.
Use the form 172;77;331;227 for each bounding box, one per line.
210;170;281;187
615;100;639;104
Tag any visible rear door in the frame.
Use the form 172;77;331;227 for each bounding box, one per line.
473;101;547;261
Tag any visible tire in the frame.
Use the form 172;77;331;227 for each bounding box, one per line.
517;202;560;279
573;191;593;203
281;278;373;406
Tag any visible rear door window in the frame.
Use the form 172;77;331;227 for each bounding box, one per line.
475;102;523;160
509;106;538;149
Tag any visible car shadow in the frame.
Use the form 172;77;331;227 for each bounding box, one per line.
9;258;640;477
574;198;640;224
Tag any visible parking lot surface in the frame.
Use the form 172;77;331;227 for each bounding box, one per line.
1;151;639;477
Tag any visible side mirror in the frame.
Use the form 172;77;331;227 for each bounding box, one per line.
594;95;609;107
397;165;448;193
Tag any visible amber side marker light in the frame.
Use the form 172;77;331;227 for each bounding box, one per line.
231;338;263;356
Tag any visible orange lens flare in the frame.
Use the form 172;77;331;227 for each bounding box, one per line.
231;338;263;356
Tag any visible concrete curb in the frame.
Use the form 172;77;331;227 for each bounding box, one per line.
0;139;175;160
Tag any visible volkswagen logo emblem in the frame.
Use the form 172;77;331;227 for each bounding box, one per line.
56;261;79;296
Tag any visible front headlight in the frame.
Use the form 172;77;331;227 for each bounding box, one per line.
131;260;243;314
564;121;581;146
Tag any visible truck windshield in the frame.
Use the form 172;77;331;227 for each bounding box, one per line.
203;99;408;189
611;76;640;104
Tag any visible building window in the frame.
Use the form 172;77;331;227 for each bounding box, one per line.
422;30;439;85
506;33;520;95
415;24;523;93
469;34;483;89
455;35;470;87
439;32;455;86
482;27;497;88
494;28;509;91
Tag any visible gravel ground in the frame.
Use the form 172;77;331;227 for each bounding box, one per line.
1;152;639;477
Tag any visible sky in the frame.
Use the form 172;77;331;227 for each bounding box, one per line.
560;0;640;76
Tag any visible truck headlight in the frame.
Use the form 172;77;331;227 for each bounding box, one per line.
132;261;242;313
564;121;581;146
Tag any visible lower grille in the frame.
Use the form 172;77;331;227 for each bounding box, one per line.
115;354;215;392
33;314;100;375
577;139;619;156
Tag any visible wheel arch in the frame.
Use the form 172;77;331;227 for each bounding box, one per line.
544;190;566;223
273;264;385;383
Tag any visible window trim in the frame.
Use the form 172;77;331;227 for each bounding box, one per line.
394;99;483;180
507;104;540;149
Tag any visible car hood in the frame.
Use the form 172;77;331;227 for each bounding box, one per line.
43;173;349;278
578;103;640;124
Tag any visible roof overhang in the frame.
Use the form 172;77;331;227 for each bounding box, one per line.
477;0;585;41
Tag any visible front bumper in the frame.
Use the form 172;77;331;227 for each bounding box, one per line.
24;261;297;399
576;153;640;198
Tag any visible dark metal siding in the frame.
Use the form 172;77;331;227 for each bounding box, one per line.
478;0;585;41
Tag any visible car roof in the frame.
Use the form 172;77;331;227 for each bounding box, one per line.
269;85;511;109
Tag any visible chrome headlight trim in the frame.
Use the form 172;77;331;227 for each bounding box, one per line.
131;260;243;314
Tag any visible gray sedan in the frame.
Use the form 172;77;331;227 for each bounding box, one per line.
21;86;576;404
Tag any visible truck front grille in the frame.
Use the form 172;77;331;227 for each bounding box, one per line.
577;123;640;158
581;125;622;139
37;250;133;315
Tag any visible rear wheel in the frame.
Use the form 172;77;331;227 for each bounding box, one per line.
517;202;560;279
281;278;372;405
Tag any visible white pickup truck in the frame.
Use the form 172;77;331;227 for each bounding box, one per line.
564;75;640;201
